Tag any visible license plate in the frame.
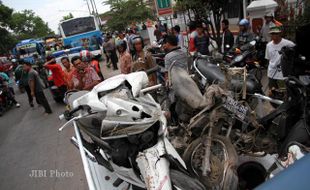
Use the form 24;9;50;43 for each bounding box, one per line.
223;96;249;121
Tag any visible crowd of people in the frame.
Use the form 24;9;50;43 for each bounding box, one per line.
0;12;296;116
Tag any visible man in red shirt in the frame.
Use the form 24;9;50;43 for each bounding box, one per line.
187;21;198;55
44;56;67;96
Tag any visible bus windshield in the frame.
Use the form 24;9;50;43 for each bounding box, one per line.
60;17;96;37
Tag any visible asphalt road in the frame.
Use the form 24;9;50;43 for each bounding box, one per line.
0;61;120;190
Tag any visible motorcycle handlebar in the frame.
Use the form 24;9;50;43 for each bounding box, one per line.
288;76;306;87
62;105;91;121
146;65;160;75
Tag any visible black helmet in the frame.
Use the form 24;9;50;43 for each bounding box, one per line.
116;40;127;51
132;36;145;51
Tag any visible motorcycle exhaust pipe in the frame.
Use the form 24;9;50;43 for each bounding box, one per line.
237;161;267;190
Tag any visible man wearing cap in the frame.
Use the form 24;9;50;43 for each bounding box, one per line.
261;12;275;42
265;23;295;93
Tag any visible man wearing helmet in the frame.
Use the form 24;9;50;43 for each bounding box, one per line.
235;18;255;47
117;40;132;74
131;37;157;86
265;23;295;93
80;50;103;80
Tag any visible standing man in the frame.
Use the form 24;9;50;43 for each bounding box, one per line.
23;62;52;114
187;21;198;55
154;25;162;42
163;35;188;78
44;56;67;97
173;25;184;49
221;19;234;54
265;23;295;94
261;12;275;42
61;57;75;89
103;34;119;70
117;40;132;74
70;56;101;90
131;37;157;86
194;23;210;56
15;60;33;107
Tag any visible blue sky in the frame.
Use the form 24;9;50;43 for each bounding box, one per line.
2;0;109;32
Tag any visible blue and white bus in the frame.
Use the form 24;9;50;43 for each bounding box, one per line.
13;39;45;64
56;15;102;59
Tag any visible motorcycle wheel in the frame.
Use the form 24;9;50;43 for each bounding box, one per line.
183;135;238;190
170;169;206;190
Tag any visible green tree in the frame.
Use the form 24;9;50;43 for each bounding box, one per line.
277;0;310;41
62;13;74;21
0;1;16;54
102;0;154;31
175;0;229;48
11;9;54;40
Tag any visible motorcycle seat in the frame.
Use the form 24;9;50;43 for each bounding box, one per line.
195;58;258;93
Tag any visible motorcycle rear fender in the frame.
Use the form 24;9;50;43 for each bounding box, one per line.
136;137;181;190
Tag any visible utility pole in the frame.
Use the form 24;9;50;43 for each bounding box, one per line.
92;0;99;16
89;0;96;15
85;0;91;15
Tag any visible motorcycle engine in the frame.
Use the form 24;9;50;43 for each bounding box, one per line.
107;122;160;168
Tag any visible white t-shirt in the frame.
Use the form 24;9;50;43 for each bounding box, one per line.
265;38;295;80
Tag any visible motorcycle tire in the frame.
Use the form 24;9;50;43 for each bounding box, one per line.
170;169;206;190
183;135;238;190
132;169;206;190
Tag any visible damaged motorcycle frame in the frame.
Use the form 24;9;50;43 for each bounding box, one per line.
59;72;206;190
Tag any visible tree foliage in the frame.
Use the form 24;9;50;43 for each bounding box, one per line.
11;10;54;40
276;0;310;41
0;2;16;54
175;0;229;48
0;2;54;54
62;13;74;21
102;0;154;31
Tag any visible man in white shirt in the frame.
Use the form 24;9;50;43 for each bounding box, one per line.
265;24;295;93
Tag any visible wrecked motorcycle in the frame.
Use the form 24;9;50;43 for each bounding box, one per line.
161;64;239;190
59;72;205;190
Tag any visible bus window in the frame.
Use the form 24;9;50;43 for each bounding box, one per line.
60;17;96;37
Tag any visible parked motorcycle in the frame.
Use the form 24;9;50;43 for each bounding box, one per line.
192;55;263;110
0;82;15;116
224;39;263;81
207;75;310;159
59;72;205;190
156;63;239;190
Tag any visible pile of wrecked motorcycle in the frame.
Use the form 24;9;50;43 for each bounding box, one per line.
58;37;310;190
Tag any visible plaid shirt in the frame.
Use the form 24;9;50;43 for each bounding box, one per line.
72;66;100;90
119;52;132;74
